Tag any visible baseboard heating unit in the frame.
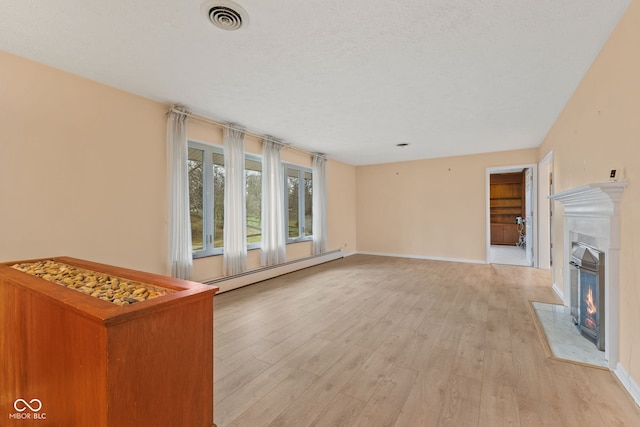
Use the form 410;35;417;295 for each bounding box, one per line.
204;249;343;293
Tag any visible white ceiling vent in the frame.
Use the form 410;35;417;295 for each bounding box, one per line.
201;0;249;31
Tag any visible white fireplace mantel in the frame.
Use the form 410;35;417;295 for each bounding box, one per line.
549;181;626;371
550;181;626;217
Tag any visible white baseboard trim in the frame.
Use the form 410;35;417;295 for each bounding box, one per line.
356;251;486;265
205;249;343;293
614;362;640;407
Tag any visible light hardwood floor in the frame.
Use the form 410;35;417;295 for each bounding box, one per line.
213;255;640;427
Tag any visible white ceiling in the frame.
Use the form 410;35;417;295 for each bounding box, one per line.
0;0;630;165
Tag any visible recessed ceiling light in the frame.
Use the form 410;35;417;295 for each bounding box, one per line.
201;0;249;31
396;143;410;147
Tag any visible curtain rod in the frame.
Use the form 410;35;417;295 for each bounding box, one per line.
168;107;325;158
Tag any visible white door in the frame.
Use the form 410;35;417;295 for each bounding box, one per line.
525;168;534;266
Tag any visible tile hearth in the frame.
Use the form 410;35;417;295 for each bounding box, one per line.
531;301;607;368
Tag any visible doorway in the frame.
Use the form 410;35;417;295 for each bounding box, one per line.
486;164;537;267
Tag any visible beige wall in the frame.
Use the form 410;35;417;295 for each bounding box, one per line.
356;148;538;261
538;0;640;383
0;50;357;281
0;51;169;274
327;159;357;255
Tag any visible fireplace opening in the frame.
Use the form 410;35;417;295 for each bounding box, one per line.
569;242;605;351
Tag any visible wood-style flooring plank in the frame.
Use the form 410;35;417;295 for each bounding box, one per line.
267;345;374;427
211;255;640;427
256;325;331;365
300;314;375;376
227;369;317;427
478;349;520;427
395;294;432;331
214;357;271;406
393;345;456;427
451;321;487;381
584;367;640;426
352;364;418;427
215;338;330;425
395;328;437;371
214;338;278;380
436;374;482;427
309;393;366;427
485;306;513;353
340;348;395;403
216;365;297;426
263;306;336;343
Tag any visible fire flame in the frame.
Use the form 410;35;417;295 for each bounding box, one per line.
586;288;597;315
585;287;597;329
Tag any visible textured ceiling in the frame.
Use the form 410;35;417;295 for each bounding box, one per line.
0;0;630;165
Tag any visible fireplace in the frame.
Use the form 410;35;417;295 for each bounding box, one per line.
569;243;605;351
549;181;626;370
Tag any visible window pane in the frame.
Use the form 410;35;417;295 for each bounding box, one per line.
287;168;299;239
246;157;262;244
188;148;204;251
304;171;313;236
213;152;225;248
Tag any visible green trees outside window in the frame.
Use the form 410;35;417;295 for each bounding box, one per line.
189;141;312;257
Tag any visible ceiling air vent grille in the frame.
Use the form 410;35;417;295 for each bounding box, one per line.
202;0;249;31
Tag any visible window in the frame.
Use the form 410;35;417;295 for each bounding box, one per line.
212;151;225;249
285;164;313;241
188;147;205;252
188;142;225;257
245;155;262;248
188;142;263;256
188;141;313;256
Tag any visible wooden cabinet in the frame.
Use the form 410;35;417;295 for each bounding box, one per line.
0;257;218;427
490;172;524;245
491;223;519;245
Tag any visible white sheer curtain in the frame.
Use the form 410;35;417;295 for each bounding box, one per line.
167;106;192;279
261;138;286;266
312;153;327;255
223;125;247;275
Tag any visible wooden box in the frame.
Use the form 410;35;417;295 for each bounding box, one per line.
0;257;218;427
